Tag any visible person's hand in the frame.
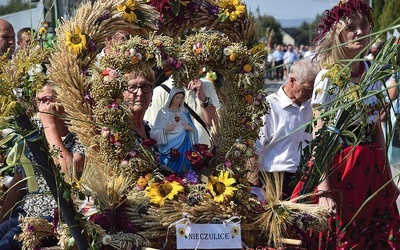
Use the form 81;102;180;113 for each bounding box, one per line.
318;192;337;214
38;101;63;127
165;123;176;133
188;79;206;101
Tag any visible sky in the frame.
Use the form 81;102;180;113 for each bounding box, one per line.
244;0;340;27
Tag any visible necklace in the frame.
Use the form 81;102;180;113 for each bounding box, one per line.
168;108;180;112
351;62;365;78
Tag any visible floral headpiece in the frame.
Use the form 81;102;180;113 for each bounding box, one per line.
314;0;373;44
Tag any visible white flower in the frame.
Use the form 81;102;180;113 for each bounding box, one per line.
27;64;43;76
102;234;112;245
223;46;233;56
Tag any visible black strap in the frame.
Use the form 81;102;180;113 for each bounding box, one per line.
160;84;210;135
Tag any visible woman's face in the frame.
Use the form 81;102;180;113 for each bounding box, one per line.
171;93;184;108
123;74;153;115
340;16;371;54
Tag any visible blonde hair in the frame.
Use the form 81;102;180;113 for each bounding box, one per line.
315;14;371;70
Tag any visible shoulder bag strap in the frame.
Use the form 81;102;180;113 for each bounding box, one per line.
160;84;210;136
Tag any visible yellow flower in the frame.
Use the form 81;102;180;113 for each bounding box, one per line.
231;225;240;237
218;0;246;22
145;181;184;205
177;227;186;237
38;27;47;36
207;171;237;203
243;64;252;73
229;52;237;61
65;26;87;54
117;0;138;23
136;176;148;189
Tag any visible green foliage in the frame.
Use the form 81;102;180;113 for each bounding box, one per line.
0;0;36;16
255;14;283;45
377;0;400;34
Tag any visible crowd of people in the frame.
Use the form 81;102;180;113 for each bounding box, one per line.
0;0;400;248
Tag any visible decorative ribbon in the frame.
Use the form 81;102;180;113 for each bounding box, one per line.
163;212;192;249
0;129;40;192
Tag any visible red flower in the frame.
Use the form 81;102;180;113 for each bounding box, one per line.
90;209;113;232
194;144;210;156
170;148;180;159
185;150;202;165
165;174;185;185
141;138;156;147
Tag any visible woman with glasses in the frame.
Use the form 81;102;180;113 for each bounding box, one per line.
150;87;198;174
122;69;155;142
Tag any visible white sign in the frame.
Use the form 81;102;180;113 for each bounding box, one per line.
176;223;242;249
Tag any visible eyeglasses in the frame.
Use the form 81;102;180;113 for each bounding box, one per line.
35;96;55;104
127;85;153;94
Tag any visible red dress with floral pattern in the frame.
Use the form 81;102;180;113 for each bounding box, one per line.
293;142;400;249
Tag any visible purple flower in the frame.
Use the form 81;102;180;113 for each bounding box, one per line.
96;10;111;24
88;40;96;53
224;159;233;168
174;61;182;70
84;93;93;102
26;224;35;233
110;101;119;109
206;6;219;15
183;170;198;184
129;150;138;158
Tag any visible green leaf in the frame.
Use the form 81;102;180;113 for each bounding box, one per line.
171;0;181;16
63;189;71;200
78;191;86;200
134;10;146;27
218;12;228;23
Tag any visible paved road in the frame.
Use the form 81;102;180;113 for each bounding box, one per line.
264;79;283;94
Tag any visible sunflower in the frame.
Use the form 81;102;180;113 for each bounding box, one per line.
145;180;184;205
65;26;87;54
38;27;47;36
218;0;246;22
231;225;240;238
117;0;138;23
206;171;238;203
177;227;186;237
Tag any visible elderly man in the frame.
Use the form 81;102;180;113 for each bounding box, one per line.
249;59;317;200
0;19;15;59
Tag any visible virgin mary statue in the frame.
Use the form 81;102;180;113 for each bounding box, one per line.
150;87;198;173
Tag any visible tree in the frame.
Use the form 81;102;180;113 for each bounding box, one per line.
0;0;36;16
377;0;400;37
371;0;385;31
293;14;323;46
255;14;283;45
